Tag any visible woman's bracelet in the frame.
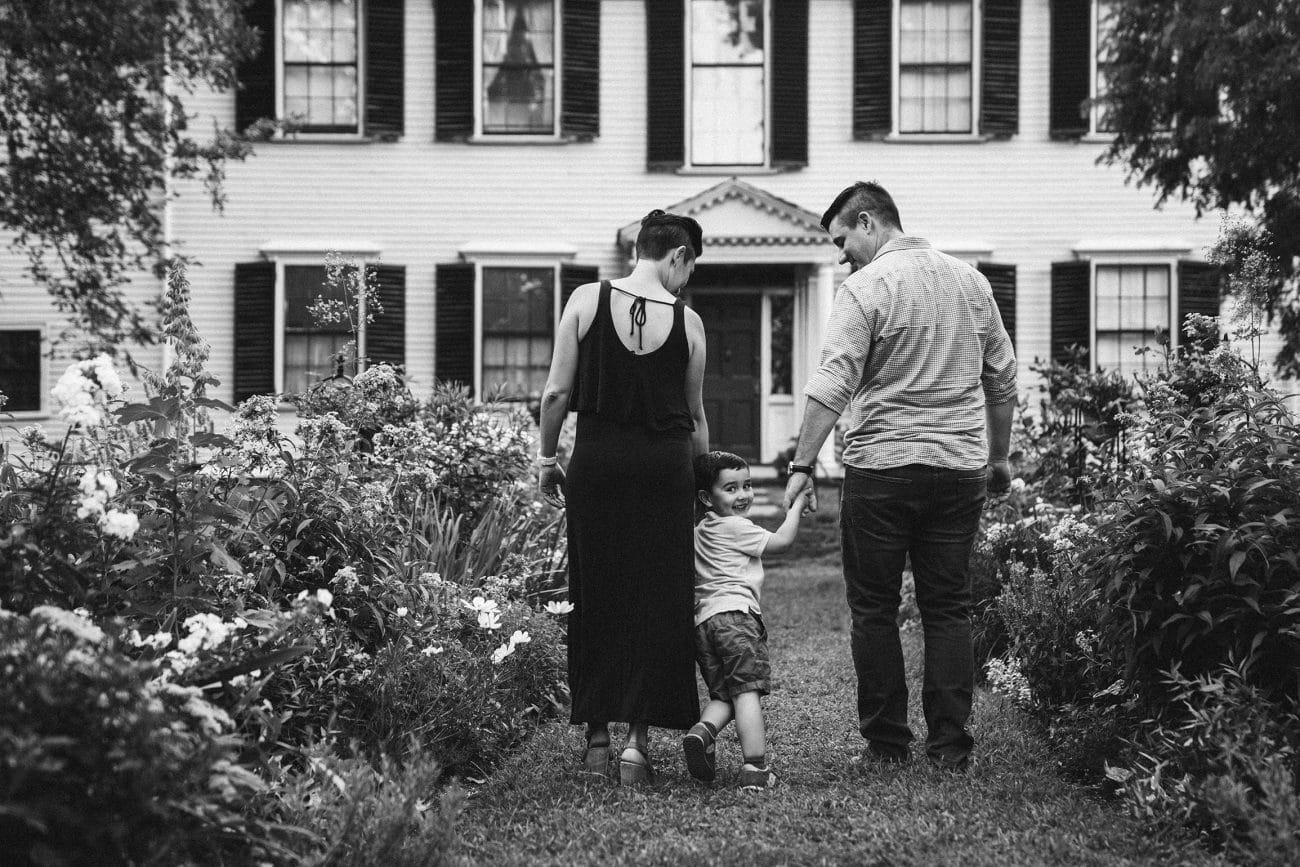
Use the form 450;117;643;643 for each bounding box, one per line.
538;455;557;468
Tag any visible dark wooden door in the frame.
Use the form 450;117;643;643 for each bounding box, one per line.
692;293;761;459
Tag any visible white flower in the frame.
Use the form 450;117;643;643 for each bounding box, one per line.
508;630;531;647
491;642;516;664
99;509;140;540
50;355;127;426
130;629;173;651
31;605;105;644
477;609;502;631
1009;478;1026;493
315;588;334;608
463;595;500;615
177;612;240;654
420;645;444;657
544;600;575;615
395;606;409;617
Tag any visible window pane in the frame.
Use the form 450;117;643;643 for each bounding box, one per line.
1095;264;1170;374
0;330;41;412
284;333;354;394
692;66;765;164
482;0;556;134
898;0;972;133
692;0;764;65
769;295;793;395
481;267;554;400
285;265;352;331
282;0;358;130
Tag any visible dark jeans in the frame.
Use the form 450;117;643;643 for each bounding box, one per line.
840;464;987;765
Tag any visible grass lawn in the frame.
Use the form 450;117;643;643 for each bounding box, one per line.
450;483;1225;866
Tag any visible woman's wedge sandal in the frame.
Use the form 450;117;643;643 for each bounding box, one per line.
581;739;611;778
618;745;654;786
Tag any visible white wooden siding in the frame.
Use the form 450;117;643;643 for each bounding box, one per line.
3;0;1270;428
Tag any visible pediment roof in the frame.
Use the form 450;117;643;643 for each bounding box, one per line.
617;177;832;257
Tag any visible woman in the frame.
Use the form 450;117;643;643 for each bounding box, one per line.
536;210;709;784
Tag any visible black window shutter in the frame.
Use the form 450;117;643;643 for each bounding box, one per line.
561;0;600;140
978;261;1017;350
646;0;685;170
236;0;276;134
560;263;599;311
234;261;277;402
771;0;808;169
366;264;406;370
1177;260;1223;350
1050;259;1091;364
435;0;474;141
435;263;477;393
366;0;405;139
853;0;892;140
1049;0;1089;139
980;0;1020;137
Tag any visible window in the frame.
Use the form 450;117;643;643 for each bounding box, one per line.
282;265;359;394
898;0;973;134
480;0;557;135
282;0;361;132
480;266;555;399
769;294;793;395
1090;0;1117;134
688;0;768;166
1094;264;1170;374
0;329;42;414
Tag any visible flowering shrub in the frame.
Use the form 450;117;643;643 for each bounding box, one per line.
0;606;277;865
1110;665;1300;864
1086;388;1300;706
1;262;572;858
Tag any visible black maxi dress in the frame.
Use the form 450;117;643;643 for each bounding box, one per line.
564;281;700;730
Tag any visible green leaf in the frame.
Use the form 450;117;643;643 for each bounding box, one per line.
1228;550;1247;580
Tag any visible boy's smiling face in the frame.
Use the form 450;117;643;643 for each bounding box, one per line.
702;467;753;518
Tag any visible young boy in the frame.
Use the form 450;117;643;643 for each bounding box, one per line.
683;451;809;790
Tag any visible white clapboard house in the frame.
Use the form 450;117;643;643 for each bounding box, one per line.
1;0;1240;469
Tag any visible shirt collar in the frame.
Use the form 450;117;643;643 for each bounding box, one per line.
873;236;932;260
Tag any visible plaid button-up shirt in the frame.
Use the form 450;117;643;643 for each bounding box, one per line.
804;236;1018;471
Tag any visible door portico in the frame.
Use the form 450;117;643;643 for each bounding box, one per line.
618;178;843;469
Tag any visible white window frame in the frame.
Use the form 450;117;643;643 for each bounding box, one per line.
1075;241;1192;373
684;0;773;170
471;259;563;400
259;242;383;394
0;324;49;419
891;0;982;140
275;0;368;140
472;0;564;142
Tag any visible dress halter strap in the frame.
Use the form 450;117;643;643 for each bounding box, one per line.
628;295;648;351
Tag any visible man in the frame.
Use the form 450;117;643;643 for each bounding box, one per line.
783;181;1017;771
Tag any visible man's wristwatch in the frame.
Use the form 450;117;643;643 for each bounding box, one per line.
787;462;815;476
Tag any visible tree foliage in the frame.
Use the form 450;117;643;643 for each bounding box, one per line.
0;0;259;353
1099;0;1300;376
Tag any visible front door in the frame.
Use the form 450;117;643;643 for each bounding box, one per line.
692;292;761;460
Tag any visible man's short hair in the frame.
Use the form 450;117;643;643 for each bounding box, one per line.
820;181;904;233
694;450;749;494
636;209;704;261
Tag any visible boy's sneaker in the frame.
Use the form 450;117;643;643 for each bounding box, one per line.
738;764;777;791
682;724;717;782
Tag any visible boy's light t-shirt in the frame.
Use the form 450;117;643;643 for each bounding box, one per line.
693;512;773;627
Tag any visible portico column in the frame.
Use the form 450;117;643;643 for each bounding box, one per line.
805;262;839;474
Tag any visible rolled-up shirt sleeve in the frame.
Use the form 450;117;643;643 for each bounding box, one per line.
803;282;876;415
980;295;1018;405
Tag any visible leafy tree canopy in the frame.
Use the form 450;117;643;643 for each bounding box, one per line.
0;0;258;353
1099;0;1300;376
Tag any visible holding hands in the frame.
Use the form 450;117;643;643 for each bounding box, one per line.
782;470;817;515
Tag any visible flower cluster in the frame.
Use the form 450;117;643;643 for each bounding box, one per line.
75;467;140;540
230;394;290;475
491;629;532;665
464;595;502;631
50;354;127;426
985;655;1033;707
